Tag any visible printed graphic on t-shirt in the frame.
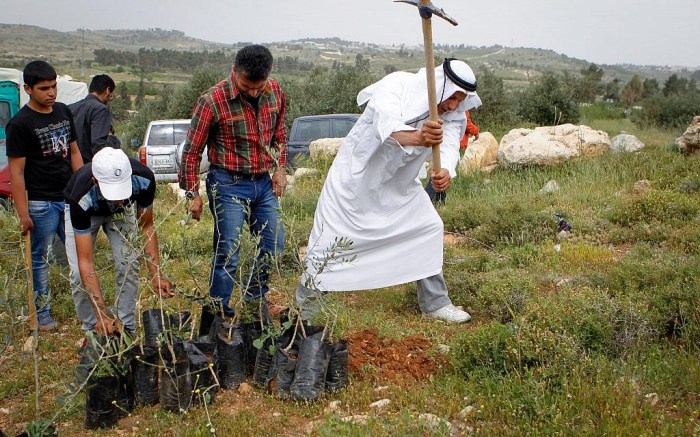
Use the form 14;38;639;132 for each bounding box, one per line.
35;120;71;158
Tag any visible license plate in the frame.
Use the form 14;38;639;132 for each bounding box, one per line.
153;157;172;167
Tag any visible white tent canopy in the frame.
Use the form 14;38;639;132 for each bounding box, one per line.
0;67;88;106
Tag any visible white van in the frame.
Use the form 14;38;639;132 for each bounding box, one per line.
137;119;191;181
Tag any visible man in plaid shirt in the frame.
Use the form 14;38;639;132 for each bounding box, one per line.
179;45;287;323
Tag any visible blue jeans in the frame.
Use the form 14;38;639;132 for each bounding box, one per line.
65;204;140;332
424;178;447;205
206;167;284;316
28;200;65;315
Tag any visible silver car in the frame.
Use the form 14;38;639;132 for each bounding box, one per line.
137;119;190;182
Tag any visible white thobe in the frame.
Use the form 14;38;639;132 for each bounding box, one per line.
301;72;467;292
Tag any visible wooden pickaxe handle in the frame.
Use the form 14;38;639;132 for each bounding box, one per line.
25;229;37;331
420;1;441;172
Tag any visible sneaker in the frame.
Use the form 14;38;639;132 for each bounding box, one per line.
37;312;58;331
423;304;471;323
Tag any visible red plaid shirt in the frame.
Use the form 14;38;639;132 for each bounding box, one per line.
179;71;287;191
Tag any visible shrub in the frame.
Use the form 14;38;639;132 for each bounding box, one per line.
517;71;580;125
461;269;536;323
605;189;700;227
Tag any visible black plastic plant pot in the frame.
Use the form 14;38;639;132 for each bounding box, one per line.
252;337;275;389
193;335;217;358
216;323;245;389
132;348;159;406
159;358;192;413
116;366;135;418
84;374;119;430
242;321;263;377
273;346;297;399
143;309;170;348
325;339;349;392
290;331;332;402
199;306;222;337
186;342;219;405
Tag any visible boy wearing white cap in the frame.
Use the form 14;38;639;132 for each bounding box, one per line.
296;59;481;324
64;147;174;336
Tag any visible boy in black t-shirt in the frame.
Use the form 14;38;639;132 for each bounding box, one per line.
64;147;174;336
6;61;84;330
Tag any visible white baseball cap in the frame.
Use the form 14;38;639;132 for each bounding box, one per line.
92;147;133;201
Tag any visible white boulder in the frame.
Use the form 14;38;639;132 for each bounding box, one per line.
498;124;611;167
611;134;645;153
675;116;700;155
458;132;499;175
310;137;344;161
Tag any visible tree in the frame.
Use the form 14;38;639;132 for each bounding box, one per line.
663;74;697;96
603;78;621;102
518;72;580;125
577;63;604;103
472;67;520;132
135;78;146;109
642;78;660;99
167;67;226;119
621;75;644;108
109;81;131;121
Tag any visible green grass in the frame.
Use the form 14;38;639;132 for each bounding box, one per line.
1;118;699;435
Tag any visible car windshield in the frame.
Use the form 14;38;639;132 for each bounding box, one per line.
335;118;357;137
297;119;332;142
148;123;190;146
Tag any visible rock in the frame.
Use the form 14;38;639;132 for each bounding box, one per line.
458;405;476;418
237;382;252;394
675;116;700;155
168;183;206;199
341;415;369;424
498;124;611;167
325;400;342;413
370;399;391;409
611;134;645;153
644;392;660;406
499;128;532;149
437;344;450;355
458;132;499;175
294;167;320;178
540;180;560;193
633;179;652;194
23;336;37;353
418;413;452;432
443;233;465;246
310;138;344;161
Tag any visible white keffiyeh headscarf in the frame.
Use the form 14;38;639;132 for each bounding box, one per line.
357;59;482;123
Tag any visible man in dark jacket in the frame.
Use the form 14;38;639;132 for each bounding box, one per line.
69;74;118;163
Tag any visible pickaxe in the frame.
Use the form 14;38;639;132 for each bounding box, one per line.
395;0;458;172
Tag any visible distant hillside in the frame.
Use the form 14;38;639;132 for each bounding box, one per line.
1;24;696;86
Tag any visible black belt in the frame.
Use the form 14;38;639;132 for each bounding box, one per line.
213;166;268;180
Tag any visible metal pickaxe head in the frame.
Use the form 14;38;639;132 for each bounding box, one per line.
394;0;459;26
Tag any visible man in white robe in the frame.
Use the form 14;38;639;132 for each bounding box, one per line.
296;59;481;323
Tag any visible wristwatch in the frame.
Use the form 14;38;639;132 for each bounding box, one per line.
185;190;199;200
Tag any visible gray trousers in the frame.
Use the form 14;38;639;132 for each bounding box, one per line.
295;271;453;321
65;204;140;332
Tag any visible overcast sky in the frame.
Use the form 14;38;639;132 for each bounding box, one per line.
4;0;698;67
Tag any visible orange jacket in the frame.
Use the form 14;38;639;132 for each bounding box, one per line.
460;111;480;150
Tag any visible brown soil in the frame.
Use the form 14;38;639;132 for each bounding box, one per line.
345;329;447;384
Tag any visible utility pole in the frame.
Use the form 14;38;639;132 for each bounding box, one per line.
80;28;85;77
